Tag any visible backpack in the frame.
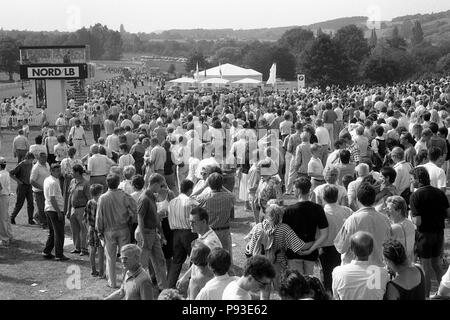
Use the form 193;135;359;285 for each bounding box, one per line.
375;137;387;158
245;221;279;264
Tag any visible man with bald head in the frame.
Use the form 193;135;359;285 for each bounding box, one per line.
347;163;370;211
332;231;389;300
87;144;116;192
335;183;391;266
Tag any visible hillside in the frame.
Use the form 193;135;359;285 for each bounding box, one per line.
144;10;450;44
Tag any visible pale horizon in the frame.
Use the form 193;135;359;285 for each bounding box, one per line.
0;0;449;33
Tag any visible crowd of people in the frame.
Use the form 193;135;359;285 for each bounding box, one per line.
1;71;450;301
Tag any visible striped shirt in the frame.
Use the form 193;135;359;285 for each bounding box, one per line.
247;223;305;268
168;193;199;230
96;189;137;234
195;190;235;229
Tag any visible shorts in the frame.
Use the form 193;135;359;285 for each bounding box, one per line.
415;230;444;259
88;226;101;248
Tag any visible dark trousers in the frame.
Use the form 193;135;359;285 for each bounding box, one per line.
43;211;66;258
33;191;46;226
16;150;27;163
92;124;101;143
11;184;34;221
319;245;341;292
167;229;198;288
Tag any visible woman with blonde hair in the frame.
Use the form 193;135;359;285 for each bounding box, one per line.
385;196;416;264
245;204;308;296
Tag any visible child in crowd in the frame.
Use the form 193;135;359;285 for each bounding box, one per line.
118;165;135;195
83;184;105;277
118;143;135;169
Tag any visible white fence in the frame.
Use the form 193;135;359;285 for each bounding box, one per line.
0;116;42;128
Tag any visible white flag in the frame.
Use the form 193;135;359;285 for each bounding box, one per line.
195;62;199;80
267;63;277;85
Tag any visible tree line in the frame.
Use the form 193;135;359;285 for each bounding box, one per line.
2;21;450;85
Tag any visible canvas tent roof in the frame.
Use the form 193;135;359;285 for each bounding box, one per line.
200;63;262;77
169;77;197;83
233;78;261;84
201;78;229;84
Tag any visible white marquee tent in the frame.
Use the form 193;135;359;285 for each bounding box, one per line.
197;63;262;82
169;77;198;83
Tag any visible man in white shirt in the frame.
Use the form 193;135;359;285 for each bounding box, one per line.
196;247;238;300
167;180;199;288
0;157;13;246
42;164;68;261
332;231;389;300
420;147;446;191
87;145;116;191
68;119;87;158
106;127;121;153
315;119;331;166
392;147;413;196
335;183;392;267
222;255;275;300
347;163;370;211
30;152;50;227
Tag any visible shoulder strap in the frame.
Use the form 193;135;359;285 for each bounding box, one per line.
399;222;408;254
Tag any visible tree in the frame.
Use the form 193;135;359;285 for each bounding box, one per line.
271;46;296;80
299;34;350;87
211;47;243;65
185;51;208;72
0;37;21;81
361;44;416;84
436;53;450;73
411;20;424;46
168;63;176;74
369;29;378;49
242;41;274;80
278;28;314;56
103;31;123;60
387;26;407;50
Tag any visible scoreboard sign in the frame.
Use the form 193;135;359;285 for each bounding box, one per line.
20;64;88;80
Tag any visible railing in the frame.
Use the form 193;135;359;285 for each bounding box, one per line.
0;116;42;128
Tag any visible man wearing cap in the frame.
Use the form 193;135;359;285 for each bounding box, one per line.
12;129;29;164
0;157;13;246
68;119;87;158
30;152;50;227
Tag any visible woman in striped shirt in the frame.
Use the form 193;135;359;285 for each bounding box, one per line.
246;204;309;293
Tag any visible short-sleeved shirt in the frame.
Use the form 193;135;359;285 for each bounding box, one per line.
44;175;64;212
283;201;329;261
138;190;159;230
119;267;153;300
30;162;50;192
222;281;251;300
410;185;449;233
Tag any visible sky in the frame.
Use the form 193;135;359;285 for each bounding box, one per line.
0;0;449;33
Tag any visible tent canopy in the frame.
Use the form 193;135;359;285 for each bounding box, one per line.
233;78;261;84
169;77;197;83
198;63;262;82
201;78;229;84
